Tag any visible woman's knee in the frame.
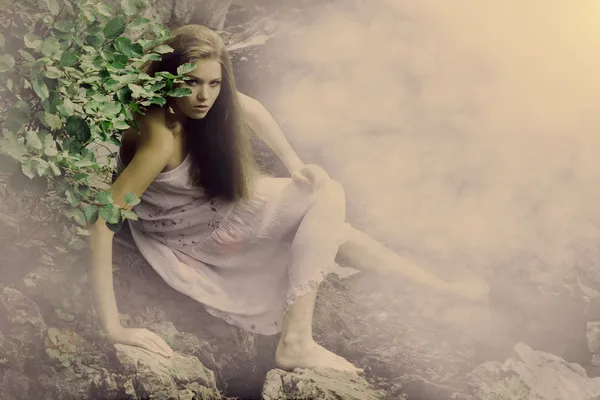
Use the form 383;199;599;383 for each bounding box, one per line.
314;178;346;209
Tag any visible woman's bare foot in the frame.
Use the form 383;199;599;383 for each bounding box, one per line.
275;338;363;374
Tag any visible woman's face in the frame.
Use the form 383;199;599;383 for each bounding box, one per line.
173;58;222;119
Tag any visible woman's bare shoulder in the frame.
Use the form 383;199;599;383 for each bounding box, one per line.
119;107;175;165
126;107;176;151
110;107;177;205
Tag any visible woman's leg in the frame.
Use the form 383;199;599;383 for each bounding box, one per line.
335;227;490;301
275;179;362;373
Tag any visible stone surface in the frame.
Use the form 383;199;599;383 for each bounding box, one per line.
469;342;600;400
262;368;387;400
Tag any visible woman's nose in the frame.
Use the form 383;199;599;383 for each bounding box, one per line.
197;85;209;100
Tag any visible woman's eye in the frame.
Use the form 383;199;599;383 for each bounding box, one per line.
210;81;222;87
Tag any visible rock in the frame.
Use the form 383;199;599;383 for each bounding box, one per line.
109;0;232;34
115;344;220;399
1;370;32;400
0;286;47;352
261;368;387;400
145;321;218;372
485;273;590;364
469;342;600;400
587;322;600;357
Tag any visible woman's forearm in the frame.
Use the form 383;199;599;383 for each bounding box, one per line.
89;221;122;333
245;99;305;173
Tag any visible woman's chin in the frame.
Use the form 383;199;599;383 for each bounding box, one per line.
186;108;210;119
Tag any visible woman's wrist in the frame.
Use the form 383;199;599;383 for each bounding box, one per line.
285;157;305;174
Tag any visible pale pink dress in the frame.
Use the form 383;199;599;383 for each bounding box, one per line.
116;152;350;335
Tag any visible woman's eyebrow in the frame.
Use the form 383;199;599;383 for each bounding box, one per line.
187;75;222;82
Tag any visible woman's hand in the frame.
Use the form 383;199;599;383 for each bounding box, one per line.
292;164;330;191
105;326;174;358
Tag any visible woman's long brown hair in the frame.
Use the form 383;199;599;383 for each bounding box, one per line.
140;24;258;202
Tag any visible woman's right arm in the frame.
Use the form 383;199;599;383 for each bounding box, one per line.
88;109;175;356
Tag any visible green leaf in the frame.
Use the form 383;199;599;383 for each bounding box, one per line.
114;37;143;58
121;0;149;16
166;88;192;97
152;45;173;54
72;209;86;226
112;53;129;65
45;65;62;79
113;119;130;130
104;78;121;91
156;71;177;79
95;2;114;17
109;62;126;70
177;63;197;75
0;54;15;72
60;51;78;67
24;33;42;49
39;37;61;57
45;113;63;130
85;35;103;48
149;96;166;106
57;32;76;43
121;209;138;221
114;89;132;107
31;75;50;100
66;188;79;206
65;116;91;143
124;192;140;206
77;149;96;167
21;159;36;179
130;17;151;29
19;50;36;62
140;53;161;63
42;134;58;156
47;161;61;176
77;184;91;198
99;205;120;224
46;0;60;15
56;97;75;116
106;221;123;233
1;132;27;159
5;107;30;133
81;5;96;22
95;190;113;205
74;172;89;182
84;205;99;224
103;17;126;39
150;81;166;92
99;101;122;115
46;93;62;114
54;20;74;33
34;158;49;176
25;130;43;150
54;180;69;196
128;83;149;98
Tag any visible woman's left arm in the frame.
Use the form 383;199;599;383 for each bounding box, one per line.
238;92;305;174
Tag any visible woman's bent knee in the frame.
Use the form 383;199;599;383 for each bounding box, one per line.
314;178;346;209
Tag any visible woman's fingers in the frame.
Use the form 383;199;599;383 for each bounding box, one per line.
146;332;174;357
140;330;173;357
292;171;311;185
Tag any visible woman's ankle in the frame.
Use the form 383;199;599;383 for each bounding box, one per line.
278;330;313;347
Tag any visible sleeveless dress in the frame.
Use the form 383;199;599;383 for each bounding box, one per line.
116;152;351;335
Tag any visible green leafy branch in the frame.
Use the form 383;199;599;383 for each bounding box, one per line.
0;0;196;247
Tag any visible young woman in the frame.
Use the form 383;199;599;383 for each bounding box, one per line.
89;24;489;374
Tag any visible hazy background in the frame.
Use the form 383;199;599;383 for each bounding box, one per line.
265;0;600;286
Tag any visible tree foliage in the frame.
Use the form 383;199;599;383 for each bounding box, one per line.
0;0;194;246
